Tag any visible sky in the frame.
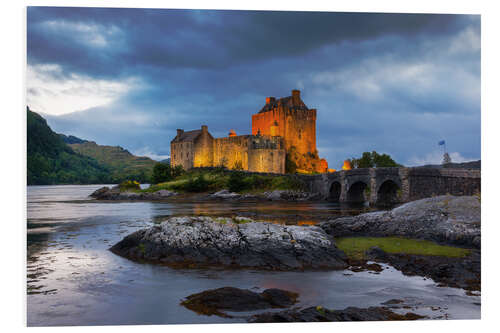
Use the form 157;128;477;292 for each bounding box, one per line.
26;7;481;167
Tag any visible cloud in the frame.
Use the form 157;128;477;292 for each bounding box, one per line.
132;147;170;161
26;8;480;168
27;64;138;115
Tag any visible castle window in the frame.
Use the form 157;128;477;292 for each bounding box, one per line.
298;129;302;139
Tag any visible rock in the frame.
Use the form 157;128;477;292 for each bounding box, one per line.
210;189;241;199
150;189;176;198
248;305;426;322
180;287;298;317
263;190;321;201
319;195;481;248
89;186;177;201
110;216;348;270
365;247;481;291
89;186;110;198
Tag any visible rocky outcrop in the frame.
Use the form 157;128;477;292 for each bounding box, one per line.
320;195;480;248
110;216;348;270
208;189;322;201
181;287;298;317
365;247;481;291
248;305;426;322
262;190;322;201
209;189;241;199
90;186;177;201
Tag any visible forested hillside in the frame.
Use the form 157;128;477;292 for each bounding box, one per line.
27;107;112;185
68;142;156;183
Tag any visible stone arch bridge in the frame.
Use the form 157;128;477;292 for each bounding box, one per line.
298;167;480;206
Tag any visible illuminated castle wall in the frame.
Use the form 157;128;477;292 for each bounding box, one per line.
170;90;326;174
252;90;317;155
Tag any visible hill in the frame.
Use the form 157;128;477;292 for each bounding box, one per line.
27;107;112;185
58;133;88;144
417;160;481;170
68;142;156;183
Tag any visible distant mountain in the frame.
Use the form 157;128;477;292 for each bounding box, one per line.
27;107;112;185
160;158;171;164
68;141;156;183
58;133;88;144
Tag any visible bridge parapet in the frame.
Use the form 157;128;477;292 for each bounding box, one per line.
298;167;480;205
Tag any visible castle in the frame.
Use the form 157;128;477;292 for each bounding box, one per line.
170;90;328;174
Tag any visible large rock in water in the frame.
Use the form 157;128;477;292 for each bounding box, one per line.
110;216;348;270
248;306;426;322
181;287;299;317
320;195;481;248
90;186;177;200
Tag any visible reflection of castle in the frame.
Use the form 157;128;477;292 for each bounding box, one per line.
170;90;327;174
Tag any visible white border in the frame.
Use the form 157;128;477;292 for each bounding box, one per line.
3;1;499;332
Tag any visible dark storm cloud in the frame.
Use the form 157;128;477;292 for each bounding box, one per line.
27;7;480;166
28;7;466;76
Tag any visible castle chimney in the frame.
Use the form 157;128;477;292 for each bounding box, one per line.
292;89;301;105
265;97;276;105
228;129;237;137
201;125;208;133
176;129;184;137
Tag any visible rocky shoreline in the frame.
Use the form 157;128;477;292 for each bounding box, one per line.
319;195;481;248
90;186;321;202
178;286;426;322
364;246;481;291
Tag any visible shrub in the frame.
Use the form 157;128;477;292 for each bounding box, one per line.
184;175;210;192
119;180;141;191
228;171;247;192
152;163;185;184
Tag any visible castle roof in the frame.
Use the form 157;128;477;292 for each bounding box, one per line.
259;95;309;113
172;129;202;142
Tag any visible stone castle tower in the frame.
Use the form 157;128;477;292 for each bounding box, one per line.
170;90;327;174
252;89;317;156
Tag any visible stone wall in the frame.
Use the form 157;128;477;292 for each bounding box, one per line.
407;168;481;201
213;135;251;169
171;141;194;171
248;148;286;174
193;127;214;168
252;107;317;155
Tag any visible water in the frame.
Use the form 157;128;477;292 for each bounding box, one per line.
26;185;480;326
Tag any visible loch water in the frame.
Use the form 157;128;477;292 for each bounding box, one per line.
27;185;480;326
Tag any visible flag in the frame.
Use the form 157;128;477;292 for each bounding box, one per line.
438;140;445;146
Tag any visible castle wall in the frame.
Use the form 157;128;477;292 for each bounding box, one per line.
193;128;214;167
248;148;285;174
252;107;317;155
171;141;194;170
213;135;250;169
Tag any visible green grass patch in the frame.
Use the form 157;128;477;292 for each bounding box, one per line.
336;236;471;259
142;169;305;194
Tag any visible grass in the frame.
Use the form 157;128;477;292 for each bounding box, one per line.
143;169;305;194
336;236;471;259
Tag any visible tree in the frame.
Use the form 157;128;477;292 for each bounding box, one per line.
351;151;401;168
152;163;185;184
152;163;173;184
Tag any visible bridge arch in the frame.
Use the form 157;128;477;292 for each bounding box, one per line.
376;179;401;206
329;181;342;202
346;181;369;203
